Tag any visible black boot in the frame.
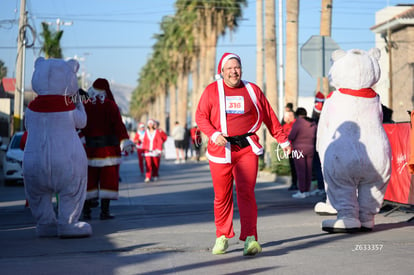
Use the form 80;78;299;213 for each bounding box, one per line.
82;199;93;220
100;199;115;220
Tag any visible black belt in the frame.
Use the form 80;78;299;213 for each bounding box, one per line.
225;133;254;148
86;135;119;148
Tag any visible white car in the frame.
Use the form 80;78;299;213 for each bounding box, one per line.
1;131;24;185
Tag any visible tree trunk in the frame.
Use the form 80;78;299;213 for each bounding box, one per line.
264;0;278;164
256;0;266;149
158;90;167;131
190;58;200;125
177;70;189;126
169;83;177;133
285;0;299;108
320;0;332;96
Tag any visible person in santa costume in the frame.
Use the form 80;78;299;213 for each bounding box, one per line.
142;119;167;183
133;122;146;176
81;78;134;220
195;53;291;256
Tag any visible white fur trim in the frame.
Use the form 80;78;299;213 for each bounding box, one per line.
211;132;222;143
206;145;231;164
279;141;290;149
220;54;240;72
243;81;260;133
88;157;122;167
246;136;263;155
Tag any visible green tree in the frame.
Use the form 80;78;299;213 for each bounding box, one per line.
130;0;247;127
40;22;63;58
0;60;7;80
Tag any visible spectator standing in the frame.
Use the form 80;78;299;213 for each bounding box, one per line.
282;108;298;191
288;107;317;199
310;92;326;196
281;102;294;125
171;121;186;163
195;52;291;256
190;124;202;161
183;123;191;161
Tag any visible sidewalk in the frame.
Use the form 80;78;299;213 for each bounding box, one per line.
0;152;413;275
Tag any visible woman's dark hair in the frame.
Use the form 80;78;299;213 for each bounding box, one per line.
295;107;307;117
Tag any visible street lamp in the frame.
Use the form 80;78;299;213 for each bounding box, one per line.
43;18;73;31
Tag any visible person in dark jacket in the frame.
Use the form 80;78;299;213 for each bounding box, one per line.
288;107;317;199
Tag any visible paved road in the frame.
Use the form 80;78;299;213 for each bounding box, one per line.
0;152;413;275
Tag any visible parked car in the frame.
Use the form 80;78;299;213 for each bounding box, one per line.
1;131;24;185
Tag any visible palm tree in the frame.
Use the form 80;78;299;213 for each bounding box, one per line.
175;0;246;123
285;0;299;108
40;22;63;58
130;0;247;131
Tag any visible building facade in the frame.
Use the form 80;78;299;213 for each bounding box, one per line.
371;5;414;122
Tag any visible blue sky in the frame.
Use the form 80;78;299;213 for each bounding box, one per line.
1;0;413;97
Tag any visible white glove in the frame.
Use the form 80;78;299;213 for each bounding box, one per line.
121;139;135;154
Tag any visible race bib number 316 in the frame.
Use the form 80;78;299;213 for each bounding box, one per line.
226;96;244;114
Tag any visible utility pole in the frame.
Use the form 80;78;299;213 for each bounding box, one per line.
13;0;27;133
386;28;393;109
256;0;265;146
318;0;332;96
285;0;299;109
277;0;284;119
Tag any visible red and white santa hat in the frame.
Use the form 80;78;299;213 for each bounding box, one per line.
147;119;155;126
215;53;241;80
314;91;325;113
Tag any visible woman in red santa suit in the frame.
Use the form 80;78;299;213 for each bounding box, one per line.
81;78;133;220
133;122;146;176
195;53;291;256
142;119;167;183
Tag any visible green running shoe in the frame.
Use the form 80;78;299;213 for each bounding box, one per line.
243;236;262;256
212;235;228;255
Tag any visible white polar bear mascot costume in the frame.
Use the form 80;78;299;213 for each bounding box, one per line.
316;48;391;233
23;57;92;238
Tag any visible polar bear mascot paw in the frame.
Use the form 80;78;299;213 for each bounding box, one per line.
314;202;337;216
59;222;93;238
322;218;361;233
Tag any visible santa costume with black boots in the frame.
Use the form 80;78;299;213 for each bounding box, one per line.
24;57;92;238
316;48;391;233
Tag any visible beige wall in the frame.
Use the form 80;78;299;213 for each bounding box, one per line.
391;27;414;122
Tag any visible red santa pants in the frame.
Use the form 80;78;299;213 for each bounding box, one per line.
137;148;145;174
209;146;259;241
87;165;119;199
145;155;161;179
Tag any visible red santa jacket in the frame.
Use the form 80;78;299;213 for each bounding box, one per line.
133;130;146;149
81;98;129;167
195;79;289;163
142;129;167;157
